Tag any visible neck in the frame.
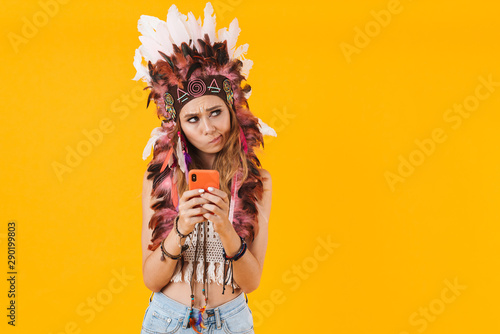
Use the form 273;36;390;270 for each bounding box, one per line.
197;151;215;169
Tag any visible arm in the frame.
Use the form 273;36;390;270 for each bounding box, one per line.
216;168;272;293
141;171;211;292
141;171;187;292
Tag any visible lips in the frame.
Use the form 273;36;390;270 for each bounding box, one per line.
210;135;222;144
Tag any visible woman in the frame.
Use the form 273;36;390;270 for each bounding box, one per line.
134;3;276;333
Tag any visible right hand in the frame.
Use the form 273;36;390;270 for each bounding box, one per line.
177;188;211;235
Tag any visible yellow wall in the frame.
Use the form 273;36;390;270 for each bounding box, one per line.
2;0;499;333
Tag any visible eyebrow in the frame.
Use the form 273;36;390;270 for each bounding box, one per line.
183;105;223;118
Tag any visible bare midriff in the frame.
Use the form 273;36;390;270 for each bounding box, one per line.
161;281;242;309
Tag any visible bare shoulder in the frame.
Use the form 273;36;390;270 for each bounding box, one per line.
257;168;272;226
259;168;272;190
141;170;156;266
143;169;153;189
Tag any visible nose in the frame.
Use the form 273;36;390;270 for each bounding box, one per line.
201;117;216;134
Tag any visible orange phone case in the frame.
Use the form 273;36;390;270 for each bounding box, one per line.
188;169;220;191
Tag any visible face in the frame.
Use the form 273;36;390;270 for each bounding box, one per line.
178;95;231;157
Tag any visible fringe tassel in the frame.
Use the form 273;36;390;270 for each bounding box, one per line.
207;261;216;283
216;261;225;285
170;260;183;282
184;260;194;283
171;261;239;288
195;260;204;282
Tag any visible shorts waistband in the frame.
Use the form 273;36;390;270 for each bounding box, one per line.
149;291;248;330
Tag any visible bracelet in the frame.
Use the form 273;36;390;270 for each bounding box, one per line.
175;216;191;239
160;237;187;261
223;236;247;261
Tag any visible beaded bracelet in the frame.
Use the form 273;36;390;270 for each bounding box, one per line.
175;216;191;239
160;237;187;261
222;236;247;294
223;236;247;261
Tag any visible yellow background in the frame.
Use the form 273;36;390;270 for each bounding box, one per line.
1;0;499;333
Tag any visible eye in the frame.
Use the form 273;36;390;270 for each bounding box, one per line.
187;116;199;123
210;109;221;116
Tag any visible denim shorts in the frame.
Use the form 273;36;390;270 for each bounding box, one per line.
140;290;255;334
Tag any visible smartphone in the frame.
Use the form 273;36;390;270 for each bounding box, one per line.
188;169;220;191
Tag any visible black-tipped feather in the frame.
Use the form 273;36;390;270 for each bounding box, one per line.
229;59;242;73
197;38;207;52
186;62;202;81
146;91;153;108
158;51;175;70
181;42;192;58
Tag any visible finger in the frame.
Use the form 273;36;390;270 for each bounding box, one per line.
202;203;226;217
200;192;227;208
205;187;228;201
184;216;206;228
186;206;211;218
186;196;211;209
179;212;206;228
180;188;207;202
202;212;215;220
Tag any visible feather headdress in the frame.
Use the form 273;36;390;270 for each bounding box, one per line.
133;2;276;252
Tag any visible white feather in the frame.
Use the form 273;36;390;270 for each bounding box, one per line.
132;48;149;82
166;4;190;45
217;26;226;43
241;59;253;79
155;20;174;54
138;15;174;57
176;136;186;173
133;3;253;86
258;118;277;137
243;86;252;99
137;44;155;66
202;2;216;42
142;127;167;160
233;43;249;59
139;35;163;64
226;18;241;53
187;12;203;46
137;15;162;37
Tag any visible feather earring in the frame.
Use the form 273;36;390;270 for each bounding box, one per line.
160;146;174;173
177;131;192;182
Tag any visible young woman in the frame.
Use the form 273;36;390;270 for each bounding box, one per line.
134;3;276;333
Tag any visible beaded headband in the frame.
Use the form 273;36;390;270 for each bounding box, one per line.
164;75;234;122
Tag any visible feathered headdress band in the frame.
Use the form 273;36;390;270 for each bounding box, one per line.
134;2;277;161
163;75;234;122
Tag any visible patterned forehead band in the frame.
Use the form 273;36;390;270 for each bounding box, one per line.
164;75;234;122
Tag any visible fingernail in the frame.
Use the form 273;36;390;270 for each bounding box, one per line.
208;187;214;191
199;189;205;193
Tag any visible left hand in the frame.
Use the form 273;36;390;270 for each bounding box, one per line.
200;187;233;236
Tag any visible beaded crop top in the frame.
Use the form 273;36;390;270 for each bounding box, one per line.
170;219;240;289
169;201;268;289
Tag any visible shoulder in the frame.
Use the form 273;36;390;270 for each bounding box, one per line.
259;168;272;190
142;170;154;198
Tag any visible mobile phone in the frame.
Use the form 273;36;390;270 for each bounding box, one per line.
188;169;220;191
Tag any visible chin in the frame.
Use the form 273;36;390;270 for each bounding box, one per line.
204;147;223;154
